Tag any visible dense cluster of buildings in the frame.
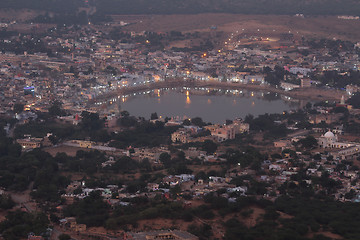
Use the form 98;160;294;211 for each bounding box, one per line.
171;119;249;143
1;24;360;119
2;19;360;240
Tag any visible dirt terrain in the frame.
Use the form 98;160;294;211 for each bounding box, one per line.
2;10;360;41
0;9;44;22
115;14;360;41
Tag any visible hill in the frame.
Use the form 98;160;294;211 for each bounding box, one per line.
1;0;360;16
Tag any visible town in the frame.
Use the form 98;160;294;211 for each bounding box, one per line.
1;9;360;240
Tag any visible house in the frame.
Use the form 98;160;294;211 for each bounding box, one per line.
269;164;282;171
17;137;42;150
281;82;300;91
205;125;235;142
289;67;312;75
274;139;292;149
309;113;342;124
126;230;198;240
244;75;265;84
171;128;191;143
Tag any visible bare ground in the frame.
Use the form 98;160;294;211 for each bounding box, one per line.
115;14;360;42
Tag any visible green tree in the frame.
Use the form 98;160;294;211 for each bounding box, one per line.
347;92;360;108
150;112;158;120
13;103;24;114
191;117;206;127
202;140;217;154
159;152;172;167
298;135;318;149
58;234;71;240
48;101;65;116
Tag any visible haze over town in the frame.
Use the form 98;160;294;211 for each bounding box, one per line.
1;1;360;240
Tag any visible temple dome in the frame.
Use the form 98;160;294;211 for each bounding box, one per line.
324;131;335;138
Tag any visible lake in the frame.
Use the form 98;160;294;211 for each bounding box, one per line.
108;88;302;123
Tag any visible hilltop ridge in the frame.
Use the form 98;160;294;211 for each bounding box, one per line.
1;0;360;15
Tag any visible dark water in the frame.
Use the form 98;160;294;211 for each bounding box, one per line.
113;88;300;123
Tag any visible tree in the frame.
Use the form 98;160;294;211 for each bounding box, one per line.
81;111;104;131
0;210;49;239
64;191;110;227
202;140;217;154
69;66;76;73
48;101;65;116
183;119;191;126
298;136;318;149
159;152;172;167
13;103;24;114
58;234;71;240
120;111;130;117
191;117;206;127
305;102;312;109
347;93;360;108
150;112;158;120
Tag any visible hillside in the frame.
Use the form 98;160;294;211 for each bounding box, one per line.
1;0;360;16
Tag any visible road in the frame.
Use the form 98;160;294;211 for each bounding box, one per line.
8;182;36;212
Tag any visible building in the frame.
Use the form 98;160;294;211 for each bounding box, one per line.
332;146;360;160
171;128;191;143
232;119;250;134
346;84;360;96
317;131;360;160
17;138;42;150
318;131;357;149
274;139;292;149
280;82;300;91
318;131;340;148
244;75;265;84
289;67;312;75
126;230;198;240
301;78;312;88
204;120;248;142
309;114;342;124
210;126;236;142
24;86;35;96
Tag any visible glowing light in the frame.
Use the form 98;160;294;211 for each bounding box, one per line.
186;96;191;104
154;75;160;82
186;91;189;96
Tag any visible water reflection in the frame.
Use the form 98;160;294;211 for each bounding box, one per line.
96;88;302;123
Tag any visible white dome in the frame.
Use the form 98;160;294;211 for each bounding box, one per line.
324;131;335;138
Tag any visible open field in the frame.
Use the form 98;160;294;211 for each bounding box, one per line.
114;14;360;42
0;9;43;22
2;10;360;41
44;145;90;157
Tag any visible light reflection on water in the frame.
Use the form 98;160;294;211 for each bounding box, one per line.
105;88;301;123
